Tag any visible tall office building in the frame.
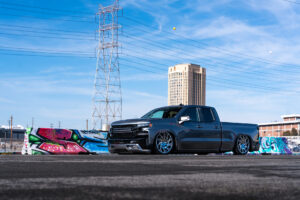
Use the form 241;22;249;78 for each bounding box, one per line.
168;63;206;106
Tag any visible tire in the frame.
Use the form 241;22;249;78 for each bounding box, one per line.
233;135;250;155
154;131;174;155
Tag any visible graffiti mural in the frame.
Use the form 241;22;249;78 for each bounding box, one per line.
22;128;108;155
224;136;300;155
251;137;300;155
22;130;300;155
258;137;291;154
287;137;300;153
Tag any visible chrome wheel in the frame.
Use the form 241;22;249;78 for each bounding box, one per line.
155;132;174;154
236;135;250;155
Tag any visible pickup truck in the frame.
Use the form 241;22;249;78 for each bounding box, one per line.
108;105;260;155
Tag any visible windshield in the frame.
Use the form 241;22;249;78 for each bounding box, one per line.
141;107;182;119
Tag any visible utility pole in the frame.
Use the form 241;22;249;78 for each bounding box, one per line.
58;121;61;129
5;120;9;152
86;119;89;131
92;0;122;130
10;115;13;150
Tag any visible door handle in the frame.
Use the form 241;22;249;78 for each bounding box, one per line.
197;125;203;128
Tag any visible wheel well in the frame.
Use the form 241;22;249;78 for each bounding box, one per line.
234;134;252;148
153;130;177;151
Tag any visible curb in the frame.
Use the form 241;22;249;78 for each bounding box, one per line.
0;152;21;155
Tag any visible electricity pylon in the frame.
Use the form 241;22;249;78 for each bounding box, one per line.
92;0;122;130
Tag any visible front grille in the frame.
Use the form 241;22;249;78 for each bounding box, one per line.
110;125;137;139
112;127;132;133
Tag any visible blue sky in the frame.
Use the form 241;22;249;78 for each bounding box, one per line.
0;0;299;129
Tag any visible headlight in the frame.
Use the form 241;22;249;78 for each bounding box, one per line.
137;122;152;128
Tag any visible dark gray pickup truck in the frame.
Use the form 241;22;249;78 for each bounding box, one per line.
108;105;260;155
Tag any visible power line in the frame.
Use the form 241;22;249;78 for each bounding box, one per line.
0;0;92;15
120;28;300;76
122;16;300;69
0;1;298;93
0;5;93;20
0;31;95;41
281;0;300;5
0;45;94;54
119;42;300;89
120;58;160;74
0;23;93;35
118;58;300;93
0;26;94;40
0;12;94;24
0;45;95;58
4;0;298;70
122;44;300;86
1;0;298;70
0;51;95;58
121;34;300;76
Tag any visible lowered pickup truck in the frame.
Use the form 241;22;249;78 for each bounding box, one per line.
108;105;260;155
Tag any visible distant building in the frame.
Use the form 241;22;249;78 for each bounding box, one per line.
0;126;26;152
259;114;300;137
0;126;26;139
168;64;206;106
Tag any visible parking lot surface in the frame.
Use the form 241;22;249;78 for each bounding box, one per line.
0;154;299;200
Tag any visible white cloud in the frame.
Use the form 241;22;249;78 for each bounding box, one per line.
122;91;167;119
0;75;92;96
208;88;300;123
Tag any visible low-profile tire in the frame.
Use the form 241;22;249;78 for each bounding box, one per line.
233;135;250;155
154;131;174;155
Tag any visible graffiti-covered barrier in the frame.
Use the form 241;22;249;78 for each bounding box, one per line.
22;128;300;155
22;128;108;155
256;136;300;154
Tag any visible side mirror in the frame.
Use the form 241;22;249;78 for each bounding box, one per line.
179;116;190;124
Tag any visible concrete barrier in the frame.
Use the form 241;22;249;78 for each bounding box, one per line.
22;128;108;155
21;128;300;155
0;139;23;153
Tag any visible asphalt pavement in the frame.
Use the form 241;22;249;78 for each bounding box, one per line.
0;154;299;200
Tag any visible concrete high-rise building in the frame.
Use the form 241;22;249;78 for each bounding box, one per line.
168;63;206;106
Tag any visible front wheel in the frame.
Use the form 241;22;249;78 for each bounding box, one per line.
233;135;250;155
154;131;174;154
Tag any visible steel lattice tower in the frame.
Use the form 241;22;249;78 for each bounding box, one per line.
92;0;122;130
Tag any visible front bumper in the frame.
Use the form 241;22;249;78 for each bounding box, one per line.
108;143;151;153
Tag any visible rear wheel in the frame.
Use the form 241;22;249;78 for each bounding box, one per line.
154;131;174;154
233;135;250;155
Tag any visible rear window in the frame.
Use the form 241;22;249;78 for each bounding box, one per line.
181;108;200;122
198;108;215;122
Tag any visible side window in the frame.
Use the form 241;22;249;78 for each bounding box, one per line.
150;111;164;118
199;108;215;122
181;108;200;122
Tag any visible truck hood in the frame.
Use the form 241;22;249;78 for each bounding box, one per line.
111;118;176;126
111;118;150;126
